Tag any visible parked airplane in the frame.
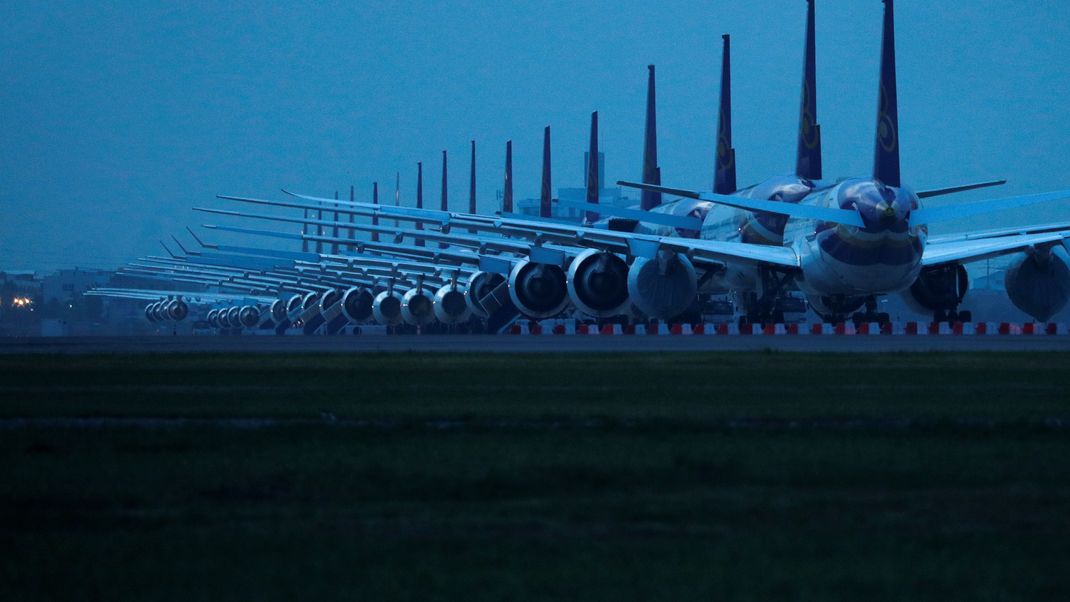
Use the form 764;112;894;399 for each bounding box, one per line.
212;0;1069;325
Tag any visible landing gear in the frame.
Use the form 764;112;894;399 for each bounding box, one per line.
850;296;891;327
934;309;972;323
740;269;794;325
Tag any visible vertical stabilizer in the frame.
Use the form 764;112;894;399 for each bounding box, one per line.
586;111;599;223
503;141;513;213
873;0;900;187
541;126;552;218
349;185;356;244
640;65;662;210
302;208;309;253
796;0;822;180
714;35;737;194
371;182;379;243
469;141;476;214
441;150;448;211
440;150;448;248
316;195;323;253
416;162;424;246
331;191;339;254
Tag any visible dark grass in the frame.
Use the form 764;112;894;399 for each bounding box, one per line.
2;352;1070;600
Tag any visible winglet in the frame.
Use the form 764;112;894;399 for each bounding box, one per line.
873;0;901;187
796;0;822;180
186;226;217;249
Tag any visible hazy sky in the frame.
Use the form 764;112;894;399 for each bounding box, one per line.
3;1;1070;270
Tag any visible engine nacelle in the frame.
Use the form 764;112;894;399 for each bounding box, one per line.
401;286;436;326
286;294;304;321
466;271;507;319
225;306;242;329
145;303;159;323
299;291;324;333
508;259;569;319
166;299;189;321
567;249;630;317
341;287;374;323
239;305;261;328
433;284;471;324
372;290;404;325
626;251;697;320
206;309;221;328
1005;249;1070;322
901;264;968;313
150;301;166;322
270;299;288;325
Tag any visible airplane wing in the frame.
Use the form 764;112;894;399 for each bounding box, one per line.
921;230;1070;266
216;193;801;270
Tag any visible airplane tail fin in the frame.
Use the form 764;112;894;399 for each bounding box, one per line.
416;162;424;246
469;141;476;214
873;0;901;187
441;150;448;211
371;182;379;243
714;35;737;194
440;150;448;248
795;0;822;180
586;111;599;223
541;126;552;218
640;65;662;210
503;141;513;213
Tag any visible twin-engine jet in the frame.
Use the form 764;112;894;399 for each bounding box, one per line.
207;0;1070;325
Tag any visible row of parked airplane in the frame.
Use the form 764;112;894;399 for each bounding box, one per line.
90;0;1070;333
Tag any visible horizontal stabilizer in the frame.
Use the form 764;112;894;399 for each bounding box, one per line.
916;179;1006;199
617;181;864;227
553;199;703;230
911;189;1070;226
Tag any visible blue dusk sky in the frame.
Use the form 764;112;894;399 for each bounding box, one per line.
2;1;1069;270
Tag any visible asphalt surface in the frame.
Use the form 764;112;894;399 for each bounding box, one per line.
3;334;1070;353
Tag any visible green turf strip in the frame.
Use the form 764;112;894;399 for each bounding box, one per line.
1;352;1069;600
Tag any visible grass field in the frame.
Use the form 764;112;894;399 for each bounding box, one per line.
2;352;1070;600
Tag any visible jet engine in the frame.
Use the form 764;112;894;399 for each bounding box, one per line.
433;284;471;324
299;291;324;334
206;309;220;328
1005;248;1070;322
508;259;569;319
270;299;288;325
901;264;968;315
465;271;508;319
372;290;404;325
401;286;436;326
626;251;697;320
286;294;304;321
566;249;630;317
239;305;261;328
145;303;159;323
341;286;374;323
225;306;242;329
166;299;189;321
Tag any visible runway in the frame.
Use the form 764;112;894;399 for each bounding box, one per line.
3;334;1070;354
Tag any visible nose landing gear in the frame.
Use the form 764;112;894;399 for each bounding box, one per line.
849;296;891;328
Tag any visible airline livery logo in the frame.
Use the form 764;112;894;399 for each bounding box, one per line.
877;84;897;153
717;109;734;169
799;81;819;149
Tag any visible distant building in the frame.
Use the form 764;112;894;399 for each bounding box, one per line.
515;151;638;221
